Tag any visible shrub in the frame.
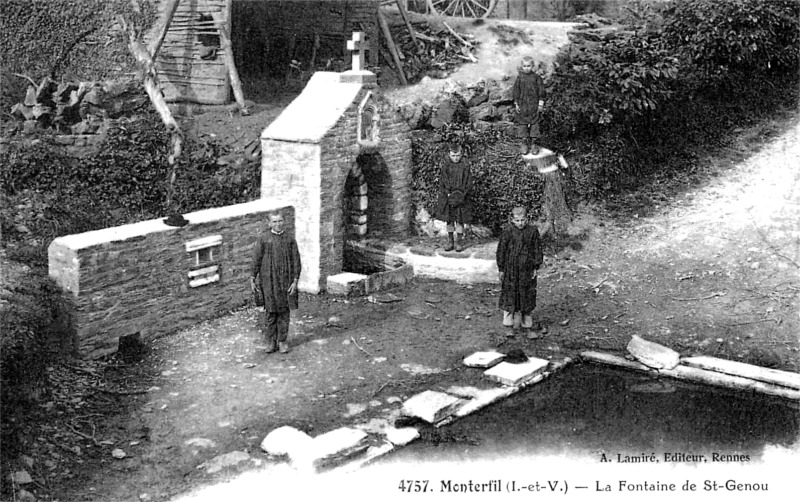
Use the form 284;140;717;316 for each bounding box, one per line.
536;0;800;196
0;271;60;405
544;33;680;138
663;0;800;86
413;124;546;233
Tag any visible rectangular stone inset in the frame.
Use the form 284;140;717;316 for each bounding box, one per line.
401;390;463;424
463;351;505;368
185;235;222;252
188;265;220;288
484;358;549;386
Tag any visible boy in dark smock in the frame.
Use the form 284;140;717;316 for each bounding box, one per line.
250;212;301;354
435;143;473;252
512;56;545;156
496;207;543;330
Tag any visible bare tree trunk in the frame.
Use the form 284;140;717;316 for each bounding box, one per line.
542;170;571;237
122;1;183;210
213;10;249;115
527;149;572;237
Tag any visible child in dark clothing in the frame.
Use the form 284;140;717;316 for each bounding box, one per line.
512;56;545;156
496;206;544;331
435;143;473;252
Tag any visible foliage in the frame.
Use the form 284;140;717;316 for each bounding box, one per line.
1;113;260;256
662;0;800;86
545;34;679;136
536;0;800;195
413;124;545;233
0;0;156;109
0;270;60;404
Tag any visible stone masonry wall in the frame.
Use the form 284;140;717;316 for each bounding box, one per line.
261;73;411;293
48;199;293;359
318;87;412;287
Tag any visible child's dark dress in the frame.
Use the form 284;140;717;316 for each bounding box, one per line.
496;223;543;314
435;156;473;225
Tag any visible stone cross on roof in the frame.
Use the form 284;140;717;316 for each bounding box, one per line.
347;31;367;72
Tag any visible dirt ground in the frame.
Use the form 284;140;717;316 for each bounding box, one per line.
4;16;799;502
6;103;796;502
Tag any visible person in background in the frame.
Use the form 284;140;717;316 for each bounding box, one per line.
435;142;473;252
512;55;545;156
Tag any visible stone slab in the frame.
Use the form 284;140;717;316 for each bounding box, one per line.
401;390;463;424
260;426;313;456
329;441;394;474
463;351;505;368
291;427;369;471
446;385;518;418
627;335;680;370
484;357;549;386
196;451;251;474
385;426;420;446
326;272;367;296
681;356;800;390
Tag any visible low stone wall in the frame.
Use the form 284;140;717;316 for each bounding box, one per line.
386;242;500;285
327;240;414;296
48;199;292;359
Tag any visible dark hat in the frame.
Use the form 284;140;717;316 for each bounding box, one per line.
448;142;462;153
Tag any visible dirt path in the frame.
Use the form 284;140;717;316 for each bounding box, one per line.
16;107;794;502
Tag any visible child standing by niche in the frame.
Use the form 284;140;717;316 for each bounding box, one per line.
496;206;544;333
435;143;473;252
512;56;545;156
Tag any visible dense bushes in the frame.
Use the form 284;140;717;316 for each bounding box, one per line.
663;0;800;79
413;124;547;234
1;113;261;264
541;0;799;196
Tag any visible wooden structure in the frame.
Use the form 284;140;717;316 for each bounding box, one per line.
408;0;622;20
149;0;233;105
231;1;381;81
426;0;497;18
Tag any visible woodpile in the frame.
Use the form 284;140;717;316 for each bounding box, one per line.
7;76;146;136
381;17;479;83
567;13;636;44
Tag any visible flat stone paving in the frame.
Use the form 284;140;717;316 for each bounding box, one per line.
484;357;550;386
262;352;571;473
400;390;464;424
463;351;505;368
291;427;370;471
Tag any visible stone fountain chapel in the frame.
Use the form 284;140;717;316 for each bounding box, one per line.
261;33;413;294
48;33;413;358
